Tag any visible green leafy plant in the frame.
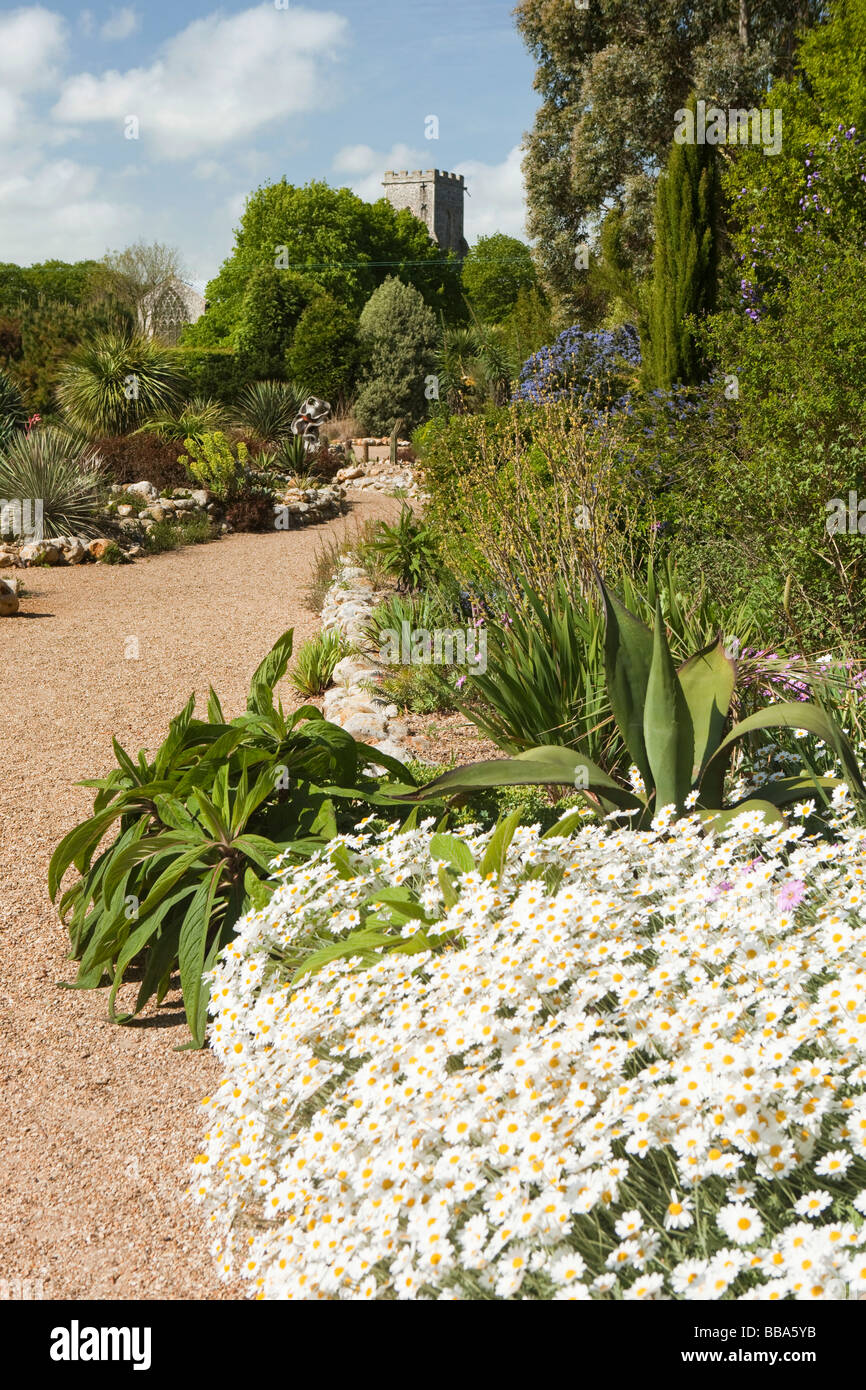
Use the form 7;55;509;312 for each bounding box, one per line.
0;427;105;538
135;396;230;445
233;380;309;448
360;504;437;592
144;516;214;554
398;577;865;831
179;430;254;501
55;331;185;435
48;630;417;1046
289;629;352;697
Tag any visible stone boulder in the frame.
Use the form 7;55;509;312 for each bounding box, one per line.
126;481;158;500
0;547;18;568
56;538;87;565
19;540;60;566
0;579;19;616
87;539;112;560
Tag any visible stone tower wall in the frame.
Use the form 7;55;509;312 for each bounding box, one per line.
382;169;467;256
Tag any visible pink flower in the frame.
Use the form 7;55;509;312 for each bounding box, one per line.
777;880;806;911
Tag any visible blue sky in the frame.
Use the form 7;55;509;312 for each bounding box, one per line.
0;1;537;288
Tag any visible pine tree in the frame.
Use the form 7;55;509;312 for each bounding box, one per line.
645;101;719;389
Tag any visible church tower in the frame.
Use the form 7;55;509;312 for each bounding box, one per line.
382;169;469;257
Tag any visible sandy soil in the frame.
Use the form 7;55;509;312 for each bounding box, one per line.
0;497;398;1301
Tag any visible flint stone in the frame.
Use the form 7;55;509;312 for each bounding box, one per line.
20;541;60;565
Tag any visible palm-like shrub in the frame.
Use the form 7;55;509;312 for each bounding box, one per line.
55;331;185;436
0;368;27;449
0;427;105;538
233;380;309;448
135;396;229;445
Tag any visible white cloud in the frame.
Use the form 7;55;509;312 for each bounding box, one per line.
100;6;139;41
54;5;349;158
79;9;94;37
0;157;136;261
0;7;67;91
455;146;527;243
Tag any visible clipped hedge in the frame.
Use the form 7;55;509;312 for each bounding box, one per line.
167;347;251;406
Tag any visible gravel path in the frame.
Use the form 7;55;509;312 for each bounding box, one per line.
0;498;397;1301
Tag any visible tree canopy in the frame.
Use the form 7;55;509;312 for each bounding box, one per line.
461;234;538;323
515;0;824;312
185;180;464;349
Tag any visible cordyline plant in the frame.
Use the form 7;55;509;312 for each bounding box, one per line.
399;577;865;830
48;631;413;1046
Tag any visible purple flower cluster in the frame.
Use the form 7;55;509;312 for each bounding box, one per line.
512;324;640;410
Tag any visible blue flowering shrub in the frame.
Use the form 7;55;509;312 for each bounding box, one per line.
512;324;640;412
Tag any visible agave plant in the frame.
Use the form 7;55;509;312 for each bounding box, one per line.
0;427;105;538
134;396;230;445
398;577;864;830
49;629;415;1046
55;331;185;436
233;380;309;448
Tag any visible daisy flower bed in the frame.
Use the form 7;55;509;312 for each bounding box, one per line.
190;800;866;1300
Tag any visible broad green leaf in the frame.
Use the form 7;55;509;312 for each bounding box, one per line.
178;864;225;1047
393;745;643;811
706;701;866;797
248;629;294;715
597;575;653;789
699;799;785;831
643;600;694;812
480;808;523;880
429;833;476;874
437;864;459;909
677;635;736;781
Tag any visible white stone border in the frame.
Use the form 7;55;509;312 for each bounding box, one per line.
320;558;411;765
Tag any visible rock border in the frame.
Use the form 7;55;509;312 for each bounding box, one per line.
320;558;416;765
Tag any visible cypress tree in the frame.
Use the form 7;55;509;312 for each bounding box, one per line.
645;96;719;389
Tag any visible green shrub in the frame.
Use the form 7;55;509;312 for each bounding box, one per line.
179;431;252;501
289;629;352;697
360;505;438;592
354;277;437;435
236;267;317;378
167;347;248;405
49;631;416;1044
285;294;361;408
56;331;185;436
0;427;105;538
97;541;125;565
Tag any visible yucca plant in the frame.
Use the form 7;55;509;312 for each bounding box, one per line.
134;396;230;445
55;331;185;436
289;629;352;697
398;576;865;831
48;629;415;1046
233;380;309;448
0;368;27;449
0;427;105;538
